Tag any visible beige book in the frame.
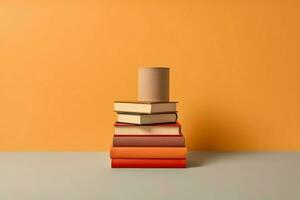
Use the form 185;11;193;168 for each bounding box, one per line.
114;122;181;135
114;101;177;114
117;113;177;125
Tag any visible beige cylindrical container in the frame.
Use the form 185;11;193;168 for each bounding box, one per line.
138;67;169;102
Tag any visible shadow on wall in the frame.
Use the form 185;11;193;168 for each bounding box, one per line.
186;105;251;167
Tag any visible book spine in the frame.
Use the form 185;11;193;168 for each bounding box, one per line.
113;136;185;147
110;147;187;159
112;159;186;168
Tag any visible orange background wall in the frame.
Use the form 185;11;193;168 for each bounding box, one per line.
0;1;300;151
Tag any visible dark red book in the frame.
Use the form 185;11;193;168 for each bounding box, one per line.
113;135;185;147
111;158;186;168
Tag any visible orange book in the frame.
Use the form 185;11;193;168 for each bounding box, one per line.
110;147;187;159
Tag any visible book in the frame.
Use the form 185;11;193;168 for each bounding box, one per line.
114;122;181;135
114;101;177;114
112;158;186;168
110;147;187;159
113;135;185;147
117;113;177;125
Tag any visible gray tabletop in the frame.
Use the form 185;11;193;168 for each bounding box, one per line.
0;152;299;200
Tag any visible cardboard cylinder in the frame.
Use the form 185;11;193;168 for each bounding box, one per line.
138;67;169;102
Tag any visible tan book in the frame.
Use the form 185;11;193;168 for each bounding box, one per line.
117;113;177;125
114;122;181;135
114;101;177;114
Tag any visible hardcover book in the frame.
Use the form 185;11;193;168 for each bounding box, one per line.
114;122;181;135
113;135;185;147
117;113;177;125
112;158;186;168
110;147;187;159
114;101;177;114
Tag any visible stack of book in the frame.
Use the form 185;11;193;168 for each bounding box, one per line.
110;101;187;168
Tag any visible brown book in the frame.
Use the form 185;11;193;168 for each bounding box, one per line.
113;135;185;147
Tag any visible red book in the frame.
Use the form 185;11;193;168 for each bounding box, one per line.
111;158;186;168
